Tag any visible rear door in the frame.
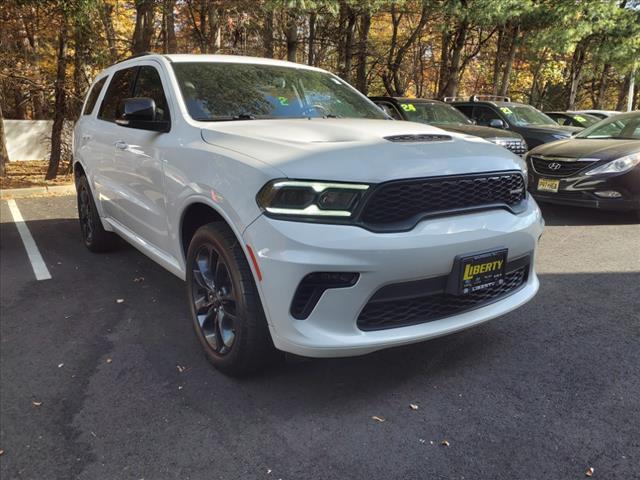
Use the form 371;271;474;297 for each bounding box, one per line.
110;62;172;253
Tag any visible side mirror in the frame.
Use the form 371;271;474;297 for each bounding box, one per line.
116;97;170;132
489;118;506;129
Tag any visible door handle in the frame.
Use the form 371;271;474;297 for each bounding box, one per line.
114;140;128;150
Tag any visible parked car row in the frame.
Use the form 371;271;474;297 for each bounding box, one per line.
370;94;637;218
73;53;636;375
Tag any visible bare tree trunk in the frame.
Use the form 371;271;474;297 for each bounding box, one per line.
339;9;357;81
355;11;371;93
72;19;86;119
46;21;68;180
594;63;611;109
285;12;298;62
262;9;274;58
132;0;155;54
498;24;519;97
384;2;431;96
207;3;222;53
308;12;316;66
566;40;587;110
162;0;178;53
438;20;468;98
615;73;631;111
529;51;546;105
491;27;505;95
100;0;118;62
0;104;8;177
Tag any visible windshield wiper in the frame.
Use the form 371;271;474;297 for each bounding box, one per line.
197;114;262;122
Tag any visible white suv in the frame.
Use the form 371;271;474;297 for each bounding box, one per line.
74;54;544;374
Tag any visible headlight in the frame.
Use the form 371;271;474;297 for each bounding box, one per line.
257;180;370;218
585;153;640;176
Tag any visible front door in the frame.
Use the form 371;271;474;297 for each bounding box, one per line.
111;63;172;253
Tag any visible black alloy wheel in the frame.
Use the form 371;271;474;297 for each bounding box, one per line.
186;222;275;375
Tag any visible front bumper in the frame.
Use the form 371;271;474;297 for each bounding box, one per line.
242;197;544;357
528;164;640;212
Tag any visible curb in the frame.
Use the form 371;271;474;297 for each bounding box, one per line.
0;184;76;199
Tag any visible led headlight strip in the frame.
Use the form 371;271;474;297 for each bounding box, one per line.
258;180;370;218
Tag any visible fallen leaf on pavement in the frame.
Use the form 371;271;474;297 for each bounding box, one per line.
441;439;450;447
409;403;419;410
133;277;144;283
371;416;385;422
106;358;113;364
116;299;124;304
32;400;43;407
58;363;64;368
585;467;594;477
0;449;4;456
176;365;187;373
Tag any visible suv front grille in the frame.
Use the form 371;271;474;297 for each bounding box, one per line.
530;156;593;177
357;265;528;331
358;172;526;229
497;139;528;156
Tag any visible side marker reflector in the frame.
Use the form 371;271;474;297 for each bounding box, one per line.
246;245;263;282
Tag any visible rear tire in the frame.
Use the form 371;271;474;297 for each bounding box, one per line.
186;222;275;376
76;175;119;252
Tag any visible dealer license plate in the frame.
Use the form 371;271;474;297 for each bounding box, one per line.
537;178;560;193
456;249;508;295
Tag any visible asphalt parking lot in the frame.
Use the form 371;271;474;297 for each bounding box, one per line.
1;195;639;479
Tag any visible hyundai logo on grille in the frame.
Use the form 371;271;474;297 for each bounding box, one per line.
548;162;562;170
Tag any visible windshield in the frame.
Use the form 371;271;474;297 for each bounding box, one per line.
570;113;600;127
499;105;557;127
171;62;387;121
398;101;472;125
576;113;640;140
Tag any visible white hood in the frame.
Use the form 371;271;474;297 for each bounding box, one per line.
200;118;525;183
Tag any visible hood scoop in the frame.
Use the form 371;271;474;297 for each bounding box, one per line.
384;134;453;143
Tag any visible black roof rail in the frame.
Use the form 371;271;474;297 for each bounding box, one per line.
114;51;155;64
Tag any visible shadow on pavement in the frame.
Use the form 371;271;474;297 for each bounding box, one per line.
538;201;638;226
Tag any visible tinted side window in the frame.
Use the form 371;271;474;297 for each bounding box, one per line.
133;66;170;122
98;67;138;122
83;77;107;116
474;106;501;126
454;105;474;118
376;102;403;120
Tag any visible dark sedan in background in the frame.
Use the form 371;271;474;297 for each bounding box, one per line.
526;111;640;219
370;96;528;156
545;111;600;129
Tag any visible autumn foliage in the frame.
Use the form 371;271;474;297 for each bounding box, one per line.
0;0;638;178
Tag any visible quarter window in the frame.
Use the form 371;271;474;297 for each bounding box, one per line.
98;67;138;122
133;66;170;122
83;77;107;116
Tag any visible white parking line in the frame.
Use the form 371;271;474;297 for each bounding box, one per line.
6;199;52;281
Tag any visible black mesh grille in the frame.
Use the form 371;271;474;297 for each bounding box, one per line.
500;139;528;156
530;157;592;177
357;266;528;331
359;172;525;227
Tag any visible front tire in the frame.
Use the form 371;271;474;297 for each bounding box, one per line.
76;175;119;252
186;222;275;375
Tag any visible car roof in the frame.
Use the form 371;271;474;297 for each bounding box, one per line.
452;100;522;107
370;96;444;105
106;53;327;74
